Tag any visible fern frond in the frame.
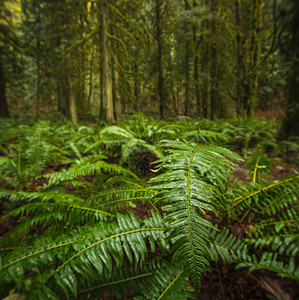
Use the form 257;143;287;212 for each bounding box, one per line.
43;156;137;188
86;176;157;213
72;261;192;300
150;140;241;289
0;212;169;298
228;176;299;222
183;129;229;144
236;253;299;280
209;227;248;264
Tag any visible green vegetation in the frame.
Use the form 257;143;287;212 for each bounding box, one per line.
1;0;299;298
0;115;298;299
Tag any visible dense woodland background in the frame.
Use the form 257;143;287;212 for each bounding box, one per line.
0;0;298;135
0;1;299;300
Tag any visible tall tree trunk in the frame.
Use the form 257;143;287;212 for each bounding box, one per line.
193;17;202;117
280;2;299;138
156;0;166;119
63;0;77;124
77;12;87;119
87;53;93;112
184;30;190;116
248;0;263;117
36;39;41;119
0;55;9;117
113;55;122;120
66;57;78;124
184;0;191;116
235;0;245;116
99;0;114;123
134;62;139;113
36;1;41;119
202;33;211;119
210;0;218;120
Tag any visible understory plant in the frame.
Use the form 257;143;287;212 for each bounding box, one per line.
0;117;298;299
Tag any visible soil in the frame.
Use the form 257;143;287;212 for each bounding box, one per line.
199;266;299;300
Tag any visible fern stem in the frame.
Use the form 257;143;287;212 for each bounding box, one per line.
253;219;299;228
76;272;152;295
0;240;77;270
214;241;236;254
68;205;115;217
97;197;150;208
185;144;204;287
260;186;299;215
252;156;260;183
157;269;185;300
228;176;299;211
5;202;115;218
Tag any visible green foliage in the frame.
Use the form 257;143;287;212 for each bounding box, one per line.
150;140;240;289
0;117;298;299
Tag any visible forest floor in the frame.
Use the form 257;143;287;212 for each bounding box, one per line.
130;159;299;300
1;154;298;300
108;151;293;300
1;113;298;300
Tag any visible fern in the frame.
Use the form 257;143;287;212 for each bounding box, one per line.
0;212;169;299
227;175;299;222
150;140;241;289
236;253;299;280
1;117;297;298
99;125;164;164
43;155;138;188
209;227;249;265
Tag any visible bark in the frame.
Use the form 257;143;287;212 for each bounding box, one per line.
210;0;218;120
87;54;93;112
156;0;166;119
36;2;41;119
113;55;122;120
99;0;114;123
235;0;245;116
184;1;191;116
134;62;139;113
203;31;211;119
36;39;41;119
0;55;9;117
248;0;263;117
63;0;77;124
66;57;78;124
280;3;299;138
193;15;202;117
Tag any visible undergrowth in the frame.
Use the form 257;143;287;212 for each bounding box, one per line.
0;114;298;299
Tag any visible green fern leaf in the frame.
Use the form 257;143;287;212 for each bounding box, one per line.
150;140;241;290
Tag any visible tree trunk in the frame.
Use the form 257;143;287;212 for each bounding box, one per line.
156;0;166;119
184;28;190;116
193;19;202;117
134;62;139;113
35;1;41;119
87;54;93;112
210;0;218;120
0;55;9;117
63;0;77;124
203;35;211;119
280;2;299;138
248;0;263;117
235;0;245;116
113;55;122;120
36;39;41;119
99;0;114;123
66;57;78;124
